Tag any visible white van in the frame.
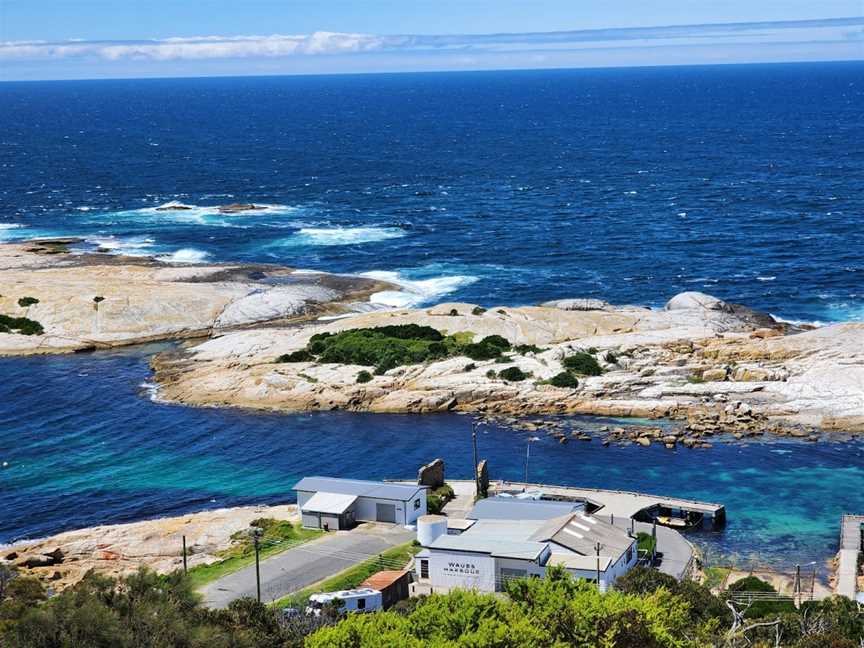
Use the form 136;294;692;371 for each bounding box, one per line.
306;588;383;615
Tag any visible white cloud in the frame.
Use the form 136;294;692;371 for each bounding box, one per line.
1;18;861;63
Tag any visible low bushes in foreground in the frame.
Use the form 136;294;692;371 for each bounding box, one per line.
562;351;603;376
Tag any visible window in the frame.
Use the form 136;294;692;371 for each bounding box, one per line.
357;598;366;610
420;559;429;579
414;498;421;510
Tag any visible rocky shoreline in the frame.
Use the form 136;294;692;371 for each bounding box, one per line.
151;292;863;437
0;240;395;355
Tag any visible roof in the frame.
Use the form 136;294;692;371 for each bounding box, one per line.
303;491;357;514
447;519;476;531
531;512;634;558
427;519;550;561
548;553;613;572
294;476;424;501
361;570;410;590
468;497;583;521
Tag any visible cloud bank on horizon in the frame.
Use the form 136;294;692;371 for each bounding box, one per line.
2;17;862;79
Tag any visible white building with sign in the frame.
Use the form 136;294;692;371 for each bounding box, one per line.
294;476;427;530
414;509;637;594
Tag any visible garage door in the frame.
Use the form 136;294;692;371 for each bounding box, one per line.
376;503;396;523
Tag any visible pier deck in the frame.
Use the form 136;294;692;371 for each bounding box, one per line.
494;481;726;522
836;514;864;600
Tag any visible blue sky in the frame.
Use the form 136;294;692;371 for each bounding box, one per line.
1;1;862;80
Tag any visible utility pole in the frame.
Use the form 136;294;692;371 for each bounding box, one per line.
595;542;602;590
182;535;188;574
523;437;538;492
250;526;264;603
472;420;480;498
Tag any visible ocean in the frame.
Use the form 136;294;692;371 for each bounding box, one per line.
1;63;863;570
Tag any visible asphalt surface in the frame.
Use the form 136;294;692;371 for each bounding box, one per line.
200;524;415;608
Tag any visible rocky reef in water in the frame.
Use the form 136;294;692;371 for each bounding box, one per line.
0;241;395;355
151;291;864;437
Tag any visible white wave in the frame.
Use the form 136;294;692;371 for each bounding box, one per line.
291;226;405;246
771;315;826;328
361;270;478;308
139;380;170;404
0;223;24;230
88;235;155;255
83;201;300;228
757;276;776;282
159;248;210;264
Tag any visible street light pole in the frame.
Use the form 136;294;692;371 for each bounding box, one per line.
523;437;538;492
472;420;479;498
249;526;264;603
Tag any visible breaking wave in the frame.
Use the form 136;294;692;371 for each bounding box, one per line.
285;226;405;246
158;248;210;264
360;269;479;308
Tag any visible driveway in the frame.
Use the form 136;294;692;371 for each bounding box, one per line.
200;523;415;608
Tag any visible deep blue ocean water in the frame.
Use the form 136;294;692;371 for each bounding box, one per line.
1;63;863;571
2;63;863;318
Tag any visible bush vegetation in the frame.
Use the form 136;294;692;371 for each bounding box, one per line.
3;565;862;647
471;306;486;315
498;366;529;382
356;370;373;384
276;325;518;374
562;352;603;376
548;371;579;389
16;297;39;308
0;315;44;336
426;483;456;514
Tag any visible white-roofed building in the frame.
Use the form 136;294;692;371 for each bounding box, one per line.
413;507;637;594
294;476;427;530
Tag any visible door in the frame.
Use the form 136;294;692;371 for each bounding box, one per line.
376;502;396;523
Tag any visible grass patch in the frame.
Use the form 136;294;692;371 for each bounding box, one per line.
273;542;420;609
686;373;705;384
187;519;322;590
0;314;44;336
636;532;656;556
702;566;731;590
562;352;602;376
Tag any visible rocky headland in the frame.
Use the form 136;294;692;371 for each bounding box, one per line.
152;291;864;438
0;240;393;355
1;505;298;591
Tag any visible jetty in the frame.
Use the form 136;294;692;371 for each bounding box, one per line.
836;514;864;600
494;481;726;525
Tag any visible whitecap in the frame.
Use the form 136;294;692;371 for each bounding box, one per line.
159;248;210;264
87;235;155;255
0;223;24;239
361;270;478;308
757;276;776;282
290;226;405;246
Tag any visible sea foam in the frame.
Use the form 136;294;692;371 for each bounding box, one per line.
361;269;478;308
159;248;210;264
289;226;405;246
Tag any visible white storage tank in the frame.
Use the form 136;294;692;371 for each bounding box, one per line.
417;514;447;546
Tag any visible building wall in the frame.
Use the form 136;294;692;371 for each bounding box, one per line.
297;489;426;526
420;549;497;592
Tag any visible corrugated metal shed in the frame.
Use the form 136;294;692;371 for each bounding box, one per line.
294;476;423;501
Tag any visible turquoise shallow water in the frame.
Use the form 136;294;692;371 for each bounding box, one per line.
1;345;862;575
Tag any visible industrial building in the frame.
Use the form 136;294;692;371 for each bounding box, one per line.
413;506;637;594
294;476;427;530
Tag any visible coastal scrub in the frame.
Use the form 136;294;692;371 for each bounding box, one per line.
0;315;44;336
277;325;517;374
562;352;603;376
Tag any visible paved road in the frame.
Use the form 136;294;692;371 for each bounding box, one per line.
200;524;415;608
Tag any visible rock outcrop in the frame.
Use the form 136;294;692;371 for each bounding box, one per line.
151;293;864;434
2;504;298;591
0;242;394;355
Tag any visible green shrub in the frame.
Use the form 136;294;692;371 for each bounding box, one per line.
93;296;105;303
549;371;579;388
514;344;542;354
426;484;455;514
727;576;796;618
0;314;44;336
276;349;314;363
463;363;476;372
562;352;602;376
17;297;39;308
461;342;502;361
471;306;486;315
481;335;511;350
494;356;513;364
587;346;598;354
499;366;528;382
356;370;373;383
485;369;497;379
448;308;459;316
604;351;618;364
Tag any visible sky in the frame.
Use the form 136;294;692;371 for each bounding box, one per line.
1;1;862;80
